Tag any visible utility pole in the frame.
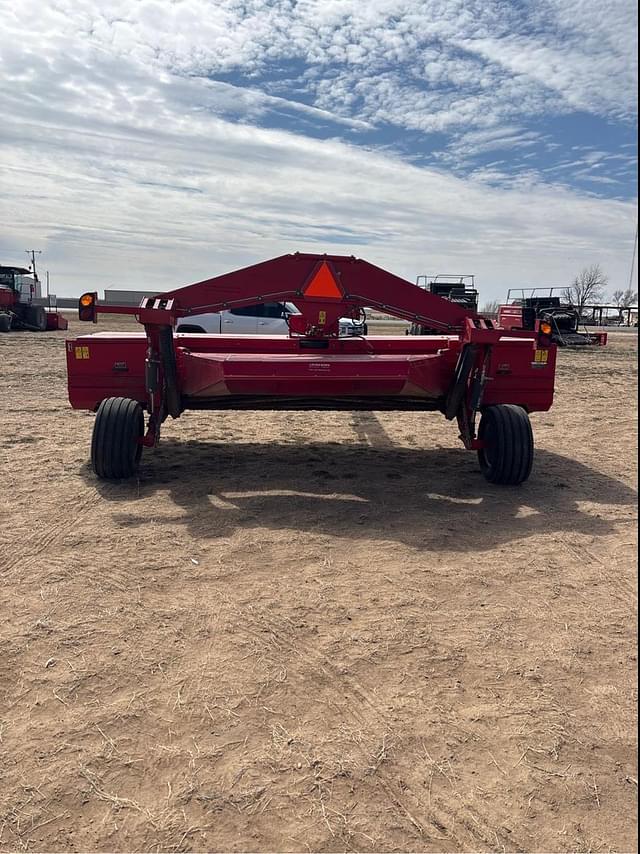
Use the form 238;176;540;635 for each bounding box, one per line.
628;221;638;293
25;249;42;282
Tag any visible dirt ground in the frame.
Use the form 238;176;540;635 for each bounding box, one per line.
0;318;637;853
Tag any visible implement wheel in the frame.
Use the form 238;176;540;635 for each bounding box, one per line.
477;404;533;485
91;397;144;480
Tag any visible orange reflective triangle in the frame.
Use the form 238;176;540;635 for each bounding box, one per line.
304;261;342;299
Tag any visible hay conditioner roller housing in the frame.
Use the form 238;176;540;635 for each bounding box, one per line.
66;253;557;484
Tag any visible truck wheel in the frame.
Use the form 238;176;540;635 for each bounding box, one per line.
477;404;533;485
91;397;144;479
26;306;47;331
0;314;11;333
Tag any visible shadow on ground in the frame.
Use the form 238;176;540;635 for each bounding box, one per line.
83;428;636;553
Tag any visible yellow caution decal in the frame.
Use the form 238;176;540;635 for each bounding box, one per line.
74;346;90;359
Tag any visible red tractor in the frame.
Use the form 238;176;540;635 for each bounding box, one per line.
0;265;68;332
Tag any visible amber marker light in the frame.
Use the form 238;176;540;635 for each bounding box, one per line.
79;292;98;322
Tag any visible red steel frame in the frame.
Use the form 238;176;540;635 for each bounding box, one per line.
66;252;557;452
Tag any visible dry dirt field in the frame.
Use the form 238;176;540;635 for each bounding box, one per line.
0;318;637;853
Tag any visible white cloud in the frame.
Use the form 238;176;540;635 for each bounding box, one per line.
459;33;636;120
576;174;621;185
0;0;637;299
4;0;635;136
435;126;546;170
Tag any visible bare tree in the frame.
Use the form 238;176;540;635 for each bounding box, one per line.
613;287;638;308
621;288;638;307
481;299;501;316
563;264;608;318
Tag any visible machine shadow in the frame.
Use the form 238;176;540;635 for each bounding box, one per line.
88;438;637;553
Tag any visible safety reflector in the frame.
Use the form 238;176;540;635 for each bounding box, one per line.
304;261;342;299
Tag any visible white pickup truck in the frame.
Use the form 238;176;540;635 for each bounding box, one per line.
175;301;367;336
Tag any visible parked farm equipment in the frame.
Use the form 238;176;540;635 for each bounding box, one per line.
0;265;68;332
408;274;479;335
497;289;607;347
66;253;558;484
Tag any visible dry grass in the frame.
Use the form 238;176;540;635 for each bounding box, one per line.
0;323;637;852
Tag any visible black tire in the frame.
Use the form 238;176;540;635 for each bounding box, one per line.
91;397;144;479
0;314;11;333
176;324;206;333
27;306;47;331
477;404;533;485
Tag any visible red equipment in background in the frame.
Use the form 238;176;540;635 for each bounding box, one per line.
497;288;607;347
66;253;557;485
0;265;68;332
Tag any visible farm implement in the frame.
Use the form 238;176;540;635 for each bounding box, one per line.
408;274;479;335
497;288;608;347
0;265;68;333
66;253;557;484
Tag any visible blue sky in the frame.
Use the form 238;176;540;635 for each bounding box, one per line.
0;0;637;300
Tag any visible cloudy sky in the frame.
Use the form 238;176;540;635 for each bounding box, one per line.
1;0;637;301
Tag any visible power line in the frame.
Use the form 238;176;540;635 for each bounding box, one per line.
25;249;42;281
